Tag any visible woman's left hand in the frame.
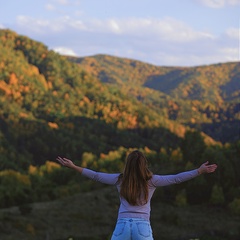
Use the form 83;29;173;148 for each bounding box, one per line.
198;161;217;174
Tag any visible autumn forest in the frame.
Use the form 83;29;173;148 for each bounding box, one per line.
0;29;240;239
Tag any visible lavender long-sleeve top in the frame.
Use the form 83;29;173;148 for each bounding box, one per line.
82;168;199;221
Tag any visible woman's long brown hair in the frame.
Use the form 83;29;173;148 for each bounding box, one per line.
119;150;153;206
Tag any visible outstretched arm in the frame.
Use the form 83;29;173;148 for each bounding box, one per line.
56;156;83;174
152;161;217;187
56;156;120;185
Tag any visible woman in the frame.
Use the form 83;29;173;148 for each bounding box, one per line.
56;150;217;240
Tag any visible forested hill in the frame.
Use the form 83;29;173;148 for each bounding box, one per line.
69;54;240;143
69;54;240;103
0;29;239;172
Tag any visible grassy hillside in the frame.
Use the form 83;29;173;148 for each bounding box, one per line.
0;186;239;240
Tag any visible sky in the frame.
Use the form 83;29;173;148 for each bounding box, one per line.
0;0;239;67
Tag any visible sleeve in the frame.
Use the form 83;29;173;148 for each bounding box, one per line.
151;169;199;187
81;168;120;185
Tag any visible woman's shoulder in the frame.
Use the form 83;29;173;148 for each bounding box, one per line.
148;175;158;187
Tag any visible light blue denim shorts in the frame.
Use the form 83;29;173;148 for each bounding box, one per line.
111;218;154;240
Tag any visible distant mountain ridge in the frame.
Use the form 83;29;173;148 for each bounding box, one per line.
69;54;240;102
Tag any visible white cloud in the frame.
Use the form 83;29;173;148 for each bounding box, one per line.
12;14;236;66
53;0;70;5
149;48;239;66
219;47;239;61
198;0;225;8
227;0;240;5
149;17;215;42
53;47;77;56
15;15;214;43
16;16;50;33
75;17;215;42
45;4;55;11
197;0;240;8
108;20;121;34
226;27;239;39
51;0;81;6
16;15;88;32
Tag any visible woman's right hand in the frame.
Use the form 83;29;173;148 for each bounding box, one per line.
56;156;75;168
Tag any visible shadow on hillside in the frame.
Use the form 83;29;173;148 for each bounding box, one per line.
144;69;184;94
189;119;240;143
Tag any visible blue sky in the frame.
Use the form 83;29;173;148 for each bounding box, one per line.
0;0;239;66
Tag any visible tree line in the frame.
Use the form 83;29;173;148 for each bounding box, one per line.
0;131;239;217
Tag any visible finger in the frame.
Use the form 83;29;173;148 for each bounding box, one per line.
209;164;217;169
208;165;217;172
56;157;65;165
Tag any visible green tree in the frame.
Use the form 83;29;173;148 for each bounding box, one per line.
0;170;32;207
181;130;206;166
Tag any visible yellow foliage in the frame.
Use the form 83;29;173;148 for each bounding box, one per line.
0;80;11;95
100;153;106;159
29;65;39;75
41;53;47;58
160;147;167;155
83;96;90;104
190;118;196;123
53;90;58;96
0;61;5;69
45;161;61;173
48;122;59;129
170;148;183;161
38;74;48;90
64;93;69;100
9;73;18;84
19;112;28;118
12;90;22;100
144;146;151;153
0;170;31;186
15;39;21;46
18;174;31;185
22;85;30;92
48;81;53;89
28;165;38;175
79;100;85;107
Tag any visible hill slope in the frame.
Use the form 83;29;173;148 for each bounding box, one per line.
0;186;239;240
69;54;240;143
69;54;240;102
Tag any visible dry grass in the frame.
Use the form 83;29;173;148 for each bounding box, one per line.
0;187;239;240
